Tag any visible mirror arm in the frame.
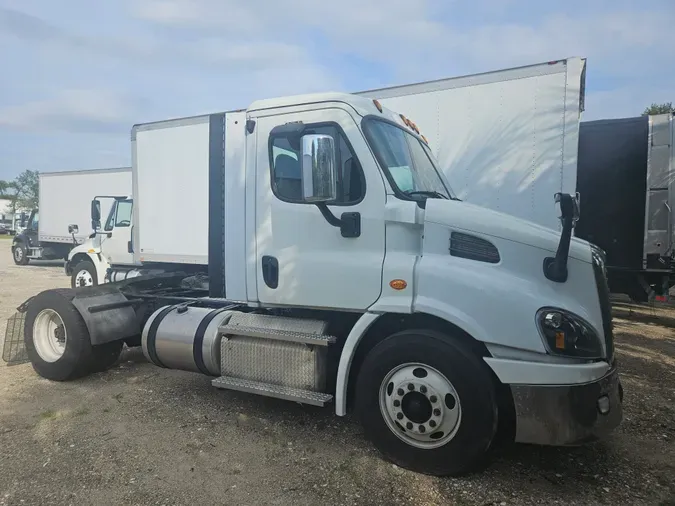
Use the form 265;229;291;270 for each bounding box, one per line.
543;193;577;283
315;203;343;228
315;204;361;238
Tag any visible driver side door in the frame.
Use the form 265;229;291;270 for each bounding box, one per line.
101;200;134;265
254;107;386;310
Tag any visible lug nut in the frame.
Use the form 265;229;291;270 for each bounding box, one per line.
430;395;438;403
407;383;414;391
420;385;427;394
433;408;441;416
406;422;413;430
419;425;426;433
397;412;403;420
397;388;404;396
393;400;400;407
429;420;437;428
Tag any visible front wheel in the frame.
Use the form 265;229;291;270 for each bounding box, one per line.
12;243;29;265
71;260;98;288
355;329;498;476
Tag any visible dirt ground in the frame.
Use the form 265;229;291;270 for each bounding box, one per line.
0;240;674;506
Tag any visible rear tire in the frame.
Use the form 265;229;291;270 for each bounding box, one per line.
12;243;29;265
24;289;96;381
71;260;98;288
355;329;498;476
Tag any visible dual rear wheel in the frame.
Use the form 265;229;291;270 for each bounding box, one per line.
24;289;122;381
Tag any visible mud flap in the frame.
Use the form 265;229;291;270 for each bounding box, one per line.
70;290;141;345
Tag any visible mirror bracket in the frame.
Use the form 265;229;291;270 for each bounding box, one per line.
315;204;361;238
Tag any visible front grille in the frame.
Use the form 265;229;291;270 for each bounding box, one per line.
591;247;614;361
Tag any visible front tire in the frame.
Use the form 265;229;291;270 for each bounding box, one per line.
12;243;29;265
71;260;98;288
355;329;498;476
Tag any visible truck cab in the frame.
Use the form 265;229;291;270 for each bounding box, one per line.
17;92;621;476
66;197;135;287
11;209;39;265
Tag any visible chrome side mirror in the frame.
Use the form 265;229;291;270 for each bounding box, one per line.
300;134;336;203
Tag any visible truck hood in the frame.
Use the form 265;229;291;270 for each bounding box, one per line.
424;199;593;263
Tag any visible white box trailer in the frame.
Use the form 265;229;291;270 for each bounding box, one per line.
359;57;586;231
10;168;132;265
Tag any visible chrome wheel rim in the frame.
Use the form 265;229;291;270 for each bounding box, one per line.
379;362;462;449
75;269;94;287
33;309;67;362
14;247;23;261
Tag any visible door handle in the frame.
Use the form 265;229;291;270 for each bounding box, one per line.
262;256;279;289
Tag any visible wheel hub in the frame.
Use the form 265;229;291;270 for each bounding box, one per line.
379;363;462;449
401;391;433;424
33;309;67;363
76;270;93;287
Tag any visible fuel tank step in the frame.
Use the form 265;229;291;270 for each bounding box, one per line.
211;376;333;407
219;312;335;346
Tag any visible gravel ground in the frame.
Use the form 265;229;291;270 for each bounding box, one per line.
0;241;674;506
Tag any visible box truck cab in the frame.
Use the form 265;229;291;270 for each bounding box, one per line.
16;92;621;476
66;197;135;287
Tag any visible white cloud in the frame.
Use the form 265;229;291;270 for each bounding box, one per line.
0;89;134;133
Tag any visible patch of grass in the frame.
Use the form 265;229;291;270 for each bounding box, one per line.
73;407;90;417
39;410;58;420
0;235;13;240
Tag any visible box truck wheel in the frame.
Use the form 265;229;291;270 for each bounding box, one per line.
24;289;97;381
12;243;29;265
71;260;98;288
355;329;497;476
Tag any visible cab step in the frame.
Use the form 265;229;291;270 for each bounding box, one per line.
211;376;333;407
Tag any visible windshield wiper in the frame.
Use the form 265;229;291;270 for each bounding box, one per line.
403;190;449;200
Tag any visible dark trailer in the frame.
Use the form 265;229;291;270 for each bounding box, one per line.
575;113;675;301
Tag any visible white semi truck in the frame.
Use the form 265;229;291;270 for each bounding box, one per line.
67;57;586;287
13;92;621;476
11;168;131;265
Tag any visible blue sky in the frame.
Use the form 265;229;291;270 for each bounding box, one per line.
0;0;673;180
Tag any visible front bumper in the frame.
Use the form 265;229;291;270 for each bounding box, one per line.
511;366;622;446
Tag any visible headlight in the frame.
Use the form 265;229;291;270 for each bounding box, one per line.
536;308;603;359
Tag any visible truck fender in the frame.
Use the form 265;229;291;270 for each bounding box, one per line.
334;304;492;417
69;286;140;345
68;251;109;283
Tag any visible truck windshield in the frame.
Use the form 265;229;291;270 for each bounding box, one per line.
362;118;455;201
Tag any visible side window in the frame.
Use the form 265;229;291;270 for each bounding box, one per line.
270;124;365;204
114;201;132;227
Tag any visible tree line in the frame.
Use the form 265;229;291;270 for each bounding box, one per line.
0;170;40;212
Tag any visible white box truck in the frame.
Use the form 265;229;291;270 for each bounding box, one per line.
70;58;586;287
10;91;621;476
11;168;132;265
360;57;586;231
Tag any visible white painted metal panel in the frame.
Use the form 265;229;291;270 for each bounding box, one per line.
38;168;131;244
134;118;210;264
223;111;248;301
362;59;585;231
